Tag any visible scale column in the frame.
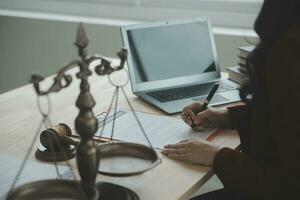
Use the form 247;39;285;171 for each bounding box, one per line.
74;23;99;195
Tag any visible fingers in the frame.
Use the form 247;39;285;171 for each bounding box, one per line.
167;153;189;161
182;103;207;127
162;140;195;162
162;140;189;155
182;106;195;124
182;103;202;115
161;148;186;154
179;139;189;143
193;125;204;132
181;112;193;126
186;103;202;113
164;142;187;149
193;109;211;125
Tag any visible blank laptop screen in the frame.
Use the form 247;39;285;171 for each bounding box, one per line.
127;20;216;83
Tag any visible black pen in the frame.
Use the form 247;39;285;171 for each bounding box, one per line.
191;82;219;128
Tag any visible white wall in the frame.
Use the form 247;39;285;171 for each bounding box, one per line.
0;15;258;94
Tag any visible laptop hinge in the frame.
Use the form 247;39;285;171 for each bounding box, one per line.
138;78;221;94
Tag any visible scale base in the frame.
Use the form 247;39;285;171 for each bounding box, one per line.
35;146;76;162
96;182;139;200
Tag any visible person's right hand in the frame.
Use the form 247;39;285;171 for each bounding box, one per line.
181;103;230;131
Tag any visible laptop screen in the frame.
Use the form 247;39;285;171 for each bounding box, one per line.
126;20;217;84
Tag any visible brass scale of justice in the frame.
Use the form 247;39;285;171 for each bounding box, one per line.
5;23;161;200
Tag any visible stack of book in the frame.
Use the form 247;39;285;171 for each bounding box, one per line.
237;46;254;73
227;45;254;85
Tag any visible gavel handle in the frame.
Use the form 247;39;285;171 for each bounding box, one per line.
60;135;79;146
69;134;109;143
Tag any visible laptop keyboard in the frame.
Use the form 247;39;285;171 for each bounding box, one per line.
147;82;236;103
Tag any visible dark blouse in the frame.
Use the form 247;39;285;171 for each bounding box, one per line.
213;25;300;200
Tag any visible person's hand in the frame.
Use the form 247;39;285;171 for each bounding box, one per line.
162;139;221;166
181;103;230;131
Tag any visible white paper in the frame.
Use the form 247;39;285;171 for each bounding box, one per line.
96;110;216;149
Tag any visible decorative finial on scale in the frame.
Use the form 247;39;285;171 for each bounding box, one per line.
75;23;89;49
7;22;159;200
6;22;128;200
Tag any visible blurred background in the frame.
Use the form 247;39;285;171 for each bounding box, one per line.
0;0;261;94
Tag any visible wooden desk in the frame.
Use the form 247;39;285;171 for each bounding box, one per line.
0;67;240;200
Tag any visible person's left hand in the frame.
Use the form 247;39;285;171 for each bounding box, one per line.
162;139;221;166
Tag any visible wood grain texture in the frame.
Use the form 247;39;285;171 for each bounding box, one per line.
0;65;240;199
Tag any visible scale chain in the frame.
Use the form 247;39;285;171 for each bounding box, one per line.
39;95;78;181
44;116;78;181
8;117;46;193
9;95;87;200
43;117;61;178
110;86;120;141
120;86;154;150
99;85;155;150
99;86;118;139
40;98;87;199
41;102;87;199
37;95;62;177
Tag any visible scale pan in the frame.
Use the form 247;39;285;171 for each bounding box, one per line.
6;180;98;200
98;142;161;176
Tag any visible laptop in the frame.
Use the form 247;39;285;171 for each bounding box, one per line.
121;17;240;114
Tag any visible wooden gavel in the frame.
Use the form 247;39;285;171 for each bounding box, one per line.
40;123;79;151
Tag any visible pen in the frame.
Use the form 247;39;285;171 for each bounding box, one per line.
191;82;219;128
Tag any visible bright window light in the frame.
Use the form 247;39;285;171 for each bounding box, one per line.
0;0;263;29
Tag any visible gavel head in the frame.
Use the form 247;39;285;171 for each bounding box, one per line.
40;123;76;151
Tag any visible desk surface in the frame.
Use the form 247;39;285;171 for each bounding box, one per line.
0;67;240;200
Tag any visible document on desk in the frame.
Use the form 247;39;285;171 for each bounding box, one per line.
0;154;68;197
95;110;216;149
